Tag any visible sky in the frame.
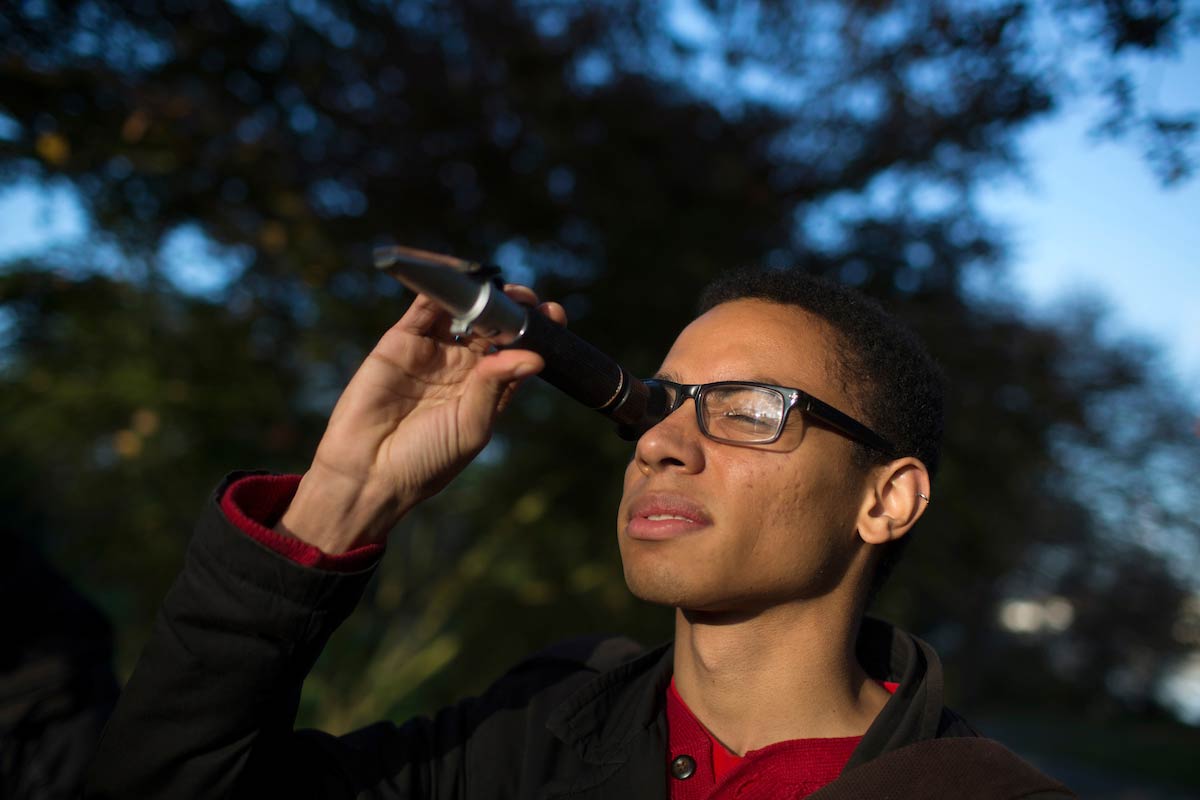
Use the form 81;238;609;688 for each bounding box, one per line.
978;40;1200;394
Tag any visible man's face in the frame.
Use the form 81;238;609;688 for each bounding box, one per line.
616;299;874;613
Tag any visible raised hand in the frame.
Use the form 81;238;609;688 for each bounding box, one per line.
276;285;566;554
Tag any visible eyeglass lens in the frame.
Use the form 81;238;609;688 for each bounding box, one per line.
701;384;785;442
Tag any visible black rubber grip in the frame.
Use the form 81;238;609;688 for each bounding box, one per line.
509;310;652;429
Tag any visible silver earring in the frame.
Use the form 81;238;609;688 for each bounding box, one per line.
916;492;930;503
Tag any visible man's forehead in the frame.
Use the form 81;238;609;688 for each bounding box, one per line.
657;299;842;392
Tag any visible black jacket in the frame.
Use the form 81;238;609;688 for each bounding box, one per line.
86;477;1073;799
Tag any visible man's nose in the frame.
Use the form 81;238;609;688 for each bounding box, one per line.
632;401;706;475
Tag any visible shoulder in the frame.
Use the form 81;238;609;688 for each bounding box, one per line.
466;635;652;718
470;636;650;714
440;636;662;794
924;738;1076;798
320;637;657;794
518;635;648;673
820;737;1076;800
936;705;982;738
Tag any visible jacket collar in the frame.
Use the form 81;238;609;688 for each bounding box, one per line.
847;617;948;768
544;618;948;793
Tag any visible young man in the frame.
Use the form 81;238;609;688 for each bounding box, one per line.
86;270;1073;798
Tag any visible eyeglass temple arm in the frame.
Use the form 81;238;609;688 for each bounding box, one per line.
797;394;896;455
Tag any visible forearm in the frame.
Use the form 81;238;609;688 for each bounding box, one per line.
85;475;378;799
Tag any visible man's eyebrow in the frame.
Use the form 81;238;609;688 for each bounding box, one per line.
650;371;790;387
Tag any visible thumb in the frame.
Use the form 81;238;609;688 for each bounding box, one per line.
459;350;544;436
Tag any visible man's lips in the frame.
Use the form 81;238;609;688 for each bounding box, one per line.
625;493;713;540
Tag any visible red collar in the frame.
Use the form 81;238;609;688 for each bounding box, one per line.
665;678;897;799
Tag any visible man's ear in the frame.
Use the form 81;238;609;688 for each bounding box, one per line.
857;458;931;545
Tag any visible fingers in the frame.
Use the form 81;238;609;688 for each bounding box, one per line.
501;284;567;328
536;300;567;327
501;283;539;307
460;348;545;435
396;293;452;338
388;283;567;392
463;286;558;417
397;283;555;341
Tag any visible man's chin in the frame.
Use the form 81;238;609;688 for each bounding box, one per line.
623;566;804;618
623;567;731;611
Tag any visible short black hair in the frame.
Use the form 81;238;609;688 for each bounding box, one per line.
697;267;945;596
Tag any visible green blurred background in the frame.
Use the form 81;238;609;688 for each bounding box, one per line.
2;1;1199;796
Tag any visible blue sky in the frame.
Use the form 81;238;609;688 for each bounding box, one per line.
979;40;1200;393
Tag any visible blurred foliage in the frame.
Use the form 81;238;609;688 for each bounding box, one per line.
2;0;1199;743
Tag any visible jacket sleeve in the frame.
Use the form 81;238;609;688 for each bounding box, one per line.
83;476;486;800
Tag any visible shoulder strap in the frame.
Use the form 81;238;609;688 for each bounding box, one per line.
806;737;1075;800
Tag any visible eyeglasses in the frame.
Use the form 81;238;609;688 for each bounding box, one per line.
641;379;896;454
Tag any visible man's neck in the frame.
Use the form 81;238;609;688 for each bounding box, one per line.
671;598;890;755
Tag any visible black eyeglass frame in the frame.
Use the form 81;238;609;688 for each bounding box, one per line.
642;378;897;455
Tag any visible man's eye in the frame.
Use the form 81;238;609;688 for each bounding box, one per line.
713;407;777;433
723;409;768;422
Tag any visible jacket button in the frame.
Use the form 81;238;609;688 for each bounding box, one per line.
670;754;696;780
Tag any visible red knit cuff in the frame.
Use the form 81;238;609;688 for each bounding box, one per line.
219;473;383;572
